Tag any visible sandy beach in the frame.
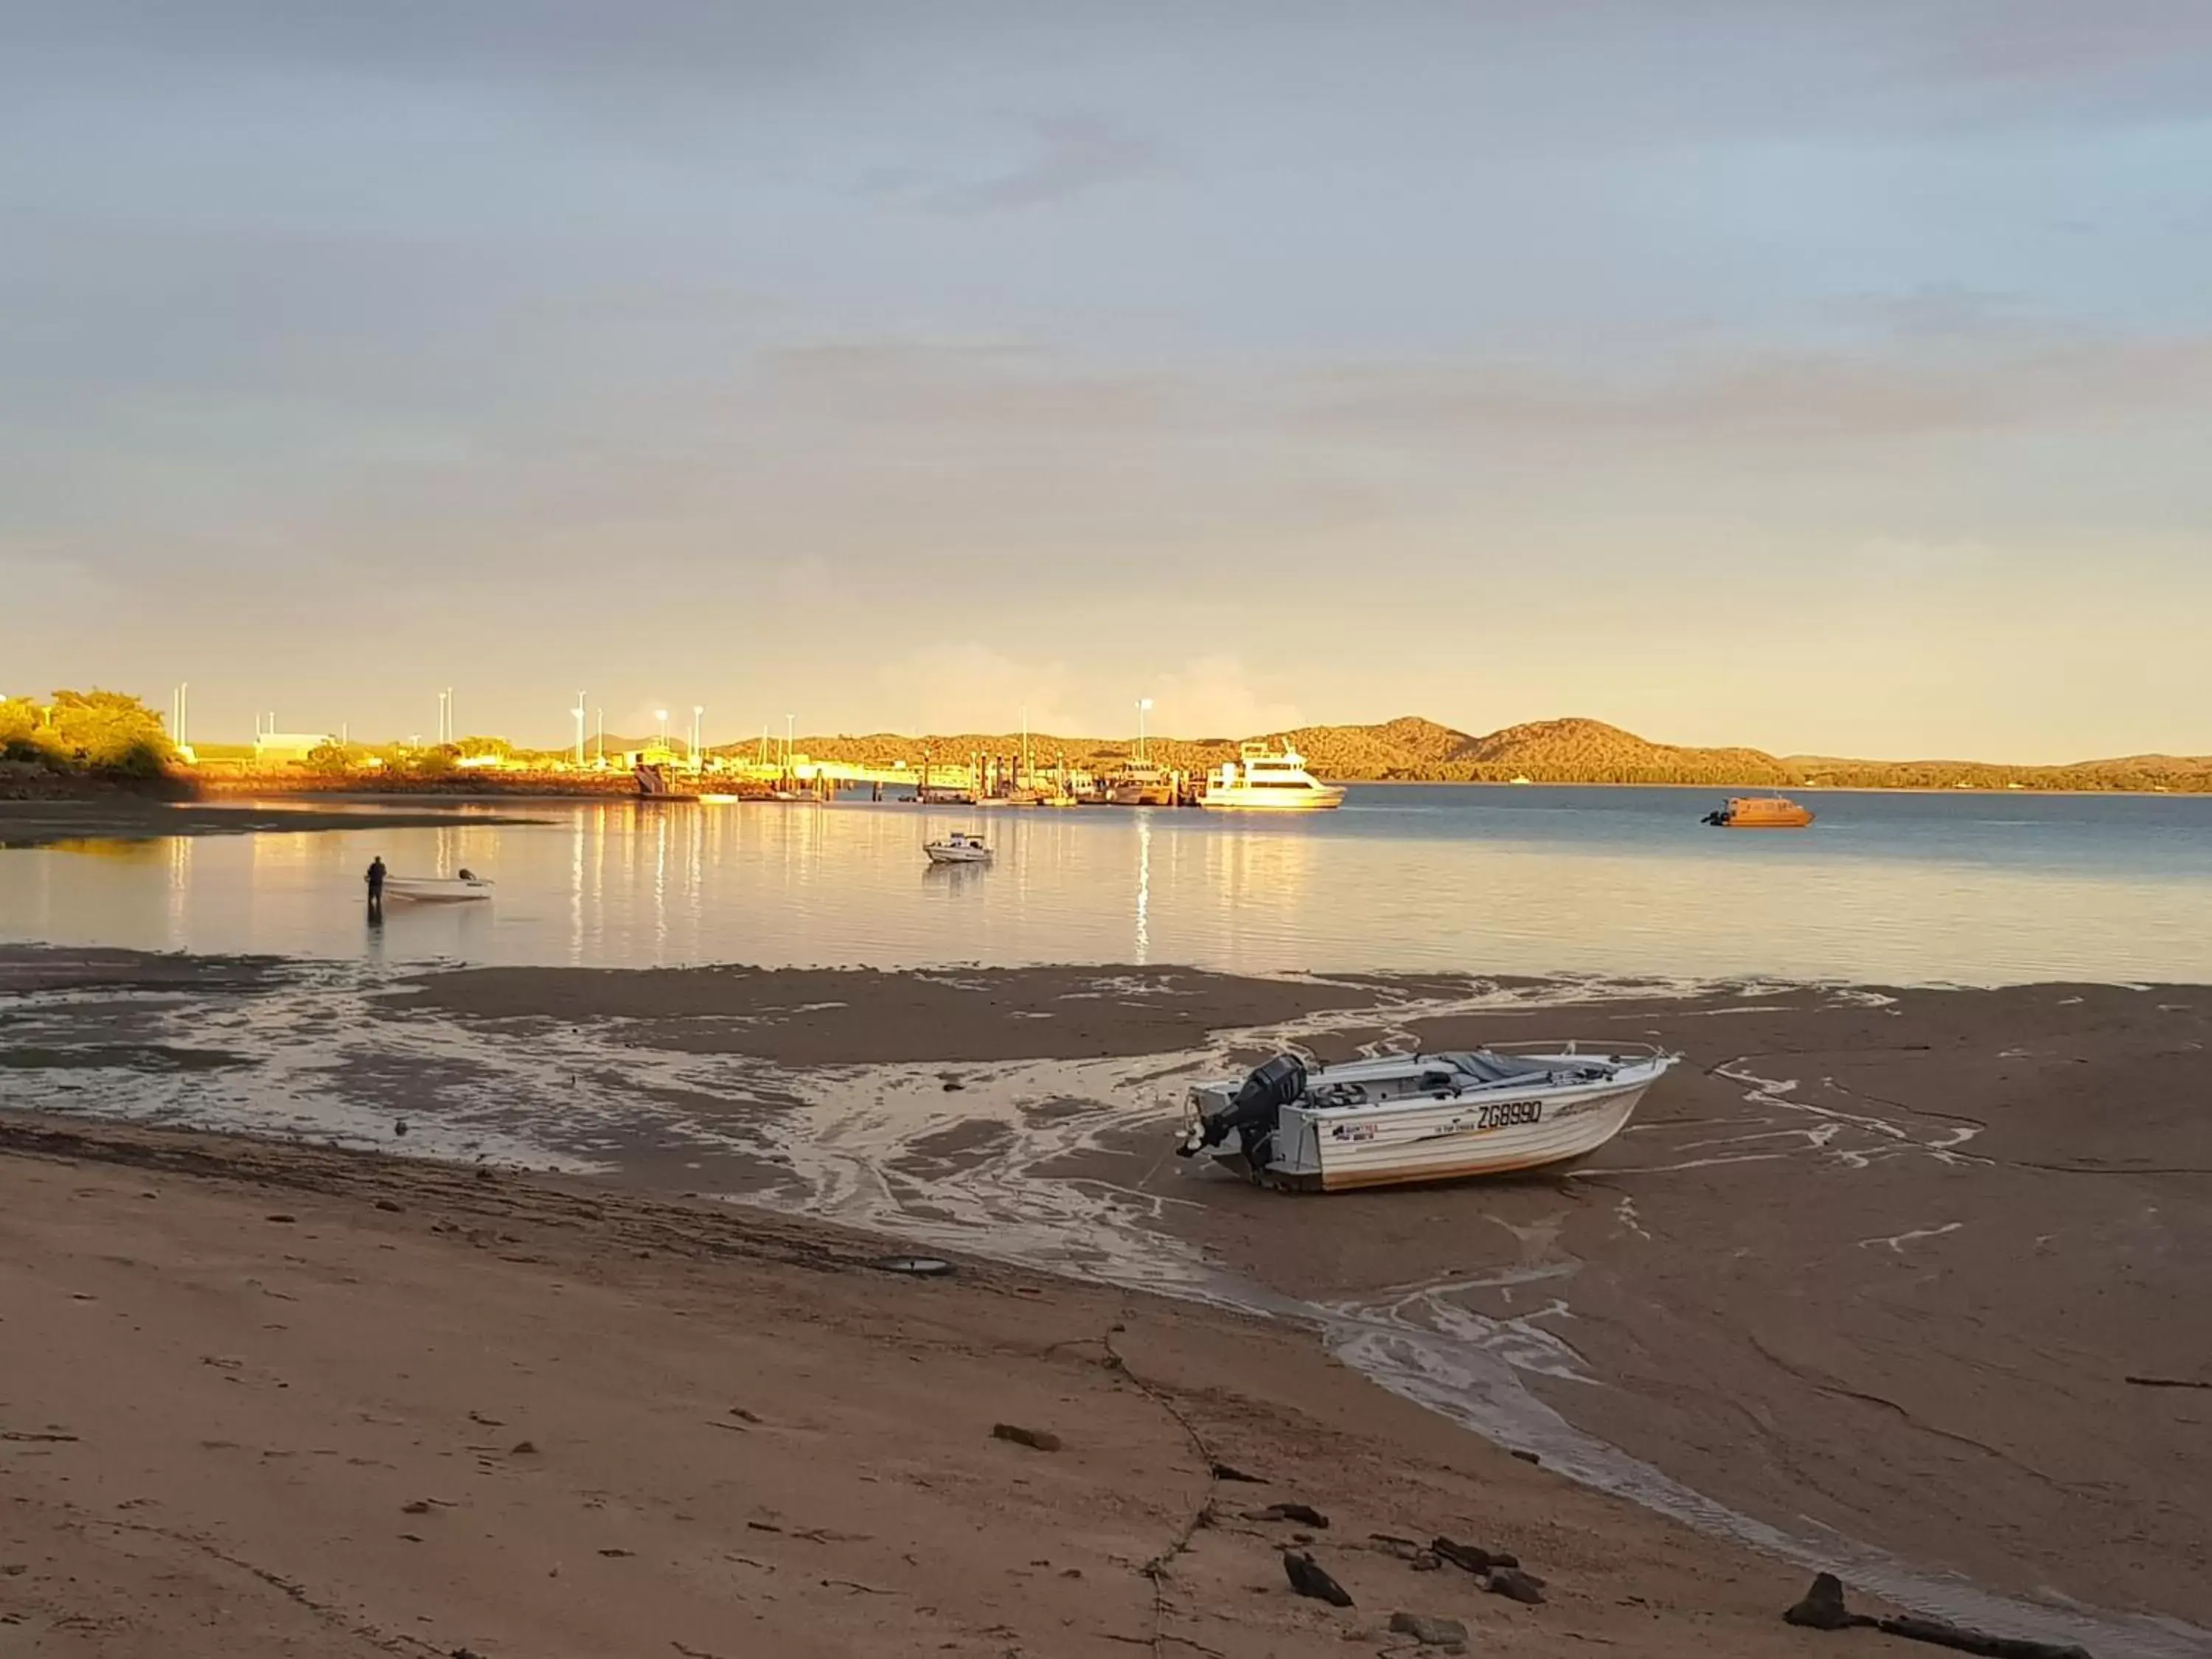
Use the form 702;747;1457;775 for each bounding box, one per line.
1;1110;1832;1659
3;947;2207;1655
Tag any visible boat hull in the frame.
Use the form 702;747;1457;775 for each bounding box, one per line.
1703;796;1814;828
1296;1078;1651;1190
380;878;493;905
1197;785;1346;810
923;845;991;864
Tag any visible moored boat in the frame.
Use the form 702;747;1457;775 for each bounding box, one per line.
1198;742;1345;810
1105;760;1176;806
922;831;992;865
1177;1043;1674;1191
1703;796;1815;829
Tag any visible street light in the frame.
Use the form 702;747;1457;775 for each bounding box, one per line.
572;692;587;765
655;709;669;751
692;705;704;762
1136;697;1154;764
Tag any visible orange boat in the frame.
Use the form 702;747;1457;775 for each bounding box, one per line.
1703;796;1814;829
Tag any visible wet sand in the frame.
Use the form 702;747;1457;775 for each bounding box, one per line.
4;947;2207;1649
0;1111;1829;1659
391;961;1418;1063
1099;982;2212;1632
0;797;545;848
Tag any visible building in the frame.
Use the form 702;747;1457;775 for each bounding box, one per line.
252;731;333;765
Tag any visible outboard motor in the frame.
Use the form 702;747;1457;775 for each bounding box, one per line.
1187;1053;1306;1172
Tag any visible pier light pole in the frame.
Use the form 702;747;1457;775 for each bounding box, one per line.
692;705;703;763
573;692;586;765
1137;698;1153;765
655;709;669;753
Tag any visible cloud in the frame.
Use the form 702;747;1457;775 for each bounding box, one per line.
1822;285;2043;341
756;337;1178;434
863;646;1298;740
924;115;1161;215
1295;330;2212;448
1145;655;1302;740
0;1;849;106
872;644;1084;737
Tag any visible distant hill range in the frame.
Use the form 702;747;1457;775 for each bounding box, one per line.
751;716;2212;793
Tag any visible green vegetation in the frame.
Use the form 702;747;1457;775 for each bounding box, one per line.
0;689;175;778
302;740;463;779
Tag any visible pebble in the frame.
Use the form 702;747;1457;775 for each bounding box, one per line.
1388;1612;1470;1649
1484;1566;1547;1605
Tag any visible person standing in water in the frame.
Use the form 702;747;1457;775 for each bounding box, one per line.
365;855;386;920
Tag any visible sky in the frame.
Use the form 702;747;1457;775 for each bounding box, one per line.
4;1;2211;762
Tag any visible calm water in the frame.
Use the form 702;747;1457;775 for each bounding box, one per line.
4;785;2211;984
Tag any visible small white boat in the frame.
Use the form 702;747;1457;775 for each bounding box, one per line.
380;872;495;905
1198;742;1345;810
1177;1043;1674;1191
922;831;992;865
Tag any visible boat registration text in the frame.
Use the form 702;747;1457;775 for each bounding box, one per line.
1476;1099;1544;1130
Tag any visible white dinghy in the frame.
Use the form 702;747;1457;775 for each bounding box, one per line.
922;832;992;866
1177;1043;1674;1192
380;871;495;905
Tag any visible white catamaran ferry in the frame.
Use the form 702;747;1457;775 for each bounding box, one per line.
1197;741;1346;810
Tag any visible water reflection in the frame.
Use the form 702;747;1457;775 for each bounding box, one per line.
4;789;2211;984
1135;813;1151;964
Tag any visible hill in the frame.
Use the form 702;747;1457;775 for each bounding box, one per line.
728;716;2210;791
1452;718;1793;785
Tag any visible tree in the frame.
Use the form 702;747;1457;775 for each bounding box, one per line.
305;740;369;776
0;697;54;764
40;689;175;776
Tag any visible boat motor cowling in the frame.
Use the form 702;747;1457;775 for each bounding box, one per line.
1195;1052;1307;1165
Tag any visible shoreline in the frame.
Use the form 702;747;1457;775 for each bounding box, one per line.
0;796;549;849
2;946;2207;1651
